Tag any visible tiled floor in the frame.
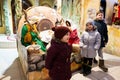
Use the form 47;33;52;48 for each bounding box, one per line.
70;53;120;80
0;48;120;80
0;48;26;80
3;58;26;80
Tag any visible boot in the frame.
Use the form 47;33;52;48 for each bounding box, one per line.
99;60;108;72
83;65;91;76
82;63;87;76
93;58;98;64
79;58;84;74
79;63;84;74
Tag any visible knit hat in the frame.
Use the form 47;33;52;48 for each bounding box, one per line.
86;19;96;27
52;26;71;40
86;19;97;31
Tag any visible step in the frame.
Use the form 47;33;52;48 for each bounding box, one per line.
0;34;16;48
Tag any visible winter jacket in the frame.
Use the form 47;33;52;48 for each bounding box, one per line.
45;39;72;80
94;20;108;47
80;30;101;58
69;29;80;45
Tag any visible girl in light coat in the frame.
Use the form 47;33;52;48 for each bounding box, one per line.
80;20;101;76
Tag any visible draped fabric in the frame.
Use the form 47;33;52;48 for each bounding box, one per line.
21;24;46;52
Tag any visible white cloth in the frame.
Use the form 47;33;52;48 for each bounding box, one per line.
39;30;54;43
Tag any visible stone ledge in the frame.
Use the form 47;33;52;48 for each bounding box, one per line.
0;34;16;48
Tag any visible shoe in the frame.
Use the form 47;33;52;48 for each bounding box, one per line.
99;60;108;72
83;71;91;76
99;66;108;72
79;68;83;74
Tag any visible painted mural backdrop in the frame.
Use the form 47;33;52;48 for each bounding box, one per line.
61;0;81;33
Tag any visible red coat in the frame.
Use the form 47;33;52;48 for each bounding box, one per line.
69;29;80;45
45;39;72;80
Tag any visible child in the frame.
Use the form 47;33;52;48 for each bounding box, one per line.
45;26;72;80
65;20;80;45
94;10;108;72
65;20;81;63
80;20;101;76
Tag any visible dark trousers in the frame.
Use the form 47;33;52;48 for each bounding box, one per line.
83;57;93;74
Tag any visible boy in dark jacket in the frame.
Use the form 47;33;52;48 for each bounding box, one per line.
94;10;108;72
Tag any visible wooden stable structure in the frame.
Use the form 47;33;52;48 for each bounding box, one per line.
17;6;81;80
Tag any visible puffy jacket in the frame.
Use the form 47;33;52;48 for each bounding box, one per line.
80;30;101;58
